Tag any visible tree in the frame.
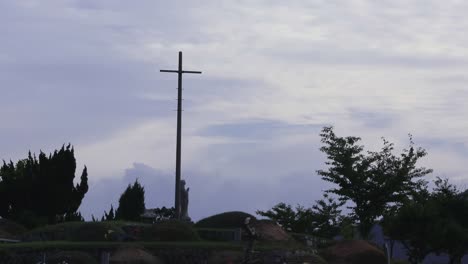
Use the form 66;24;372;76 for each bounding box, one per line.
0;145;88;227
103;205;116;221
383;178;468;264
426;178;468;264
256;194;344;238
310;193;344;238
317;126;432;238
256;203;314;233
115;180;145;221
153;206;176;222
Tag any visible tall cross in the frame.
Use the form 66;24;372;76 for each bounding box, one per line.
160;51;202;219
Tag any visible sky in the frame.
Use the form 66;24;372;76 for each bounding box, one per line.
1;0;468;221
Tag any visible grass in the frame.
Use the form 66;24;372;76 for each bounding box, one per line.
0;239;308;252
0;241;243;251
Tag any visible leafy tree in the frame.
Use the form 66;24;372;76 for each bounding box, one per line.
256;203;314;233
0;145;88;227
115;180;145;221
310;194;344;238
317;126;432;238
383;178;468;264
153;206;176;222
427;178;468;264
256;194;343;238
103;205;116;221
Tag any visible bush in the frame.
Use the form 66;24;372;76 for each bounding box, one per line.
142;220;200;241
0;218;27;239
23;222;82;241
23;221;126;242
48;251;98;264
0;249;21;263
195;211;256;229
71;222;126;241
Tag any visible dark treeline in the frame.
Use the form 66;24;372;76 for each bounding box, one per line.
0;144;88;228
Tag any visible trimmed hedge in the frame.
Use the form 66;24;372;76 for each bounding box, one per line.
23;221;126;242
141;220;200;241
0;219;27;239
71;222;126;242
195;211;255;229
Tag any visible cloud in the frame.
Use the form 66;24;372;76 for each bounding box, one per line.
3;0;468;220
80;162;329;222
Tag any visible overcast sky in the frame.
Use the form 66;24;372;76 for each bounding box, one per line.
1;0;468;221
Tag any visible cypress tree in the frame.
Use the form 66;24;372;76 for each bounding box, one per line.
115;180;145;221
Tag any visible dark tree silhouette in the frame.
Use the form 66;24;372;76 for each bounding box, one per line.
256;194;343;238
115;180;145;221
102;205;116;221
384;178;468;264
317;126;432;238
0;145;88;227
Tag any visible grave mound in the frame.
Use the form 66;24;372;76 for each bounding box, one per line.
254;220;292;241
195;211;256;229
110;247;164;264
320;239;386;264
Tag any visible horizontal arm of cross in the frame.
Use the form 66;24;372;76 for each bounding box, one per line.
160;70;202;74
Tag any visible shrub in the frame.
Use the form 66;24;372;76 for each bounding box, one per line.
142;220;200;241
71;222;126;241
195;211;256;229
0;218;27;239
23;222;82;241
23;221;126;241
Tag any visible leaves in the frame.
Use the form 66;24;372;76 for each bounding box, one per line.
0;145;88;227
317;126;432;238
115;180;145;221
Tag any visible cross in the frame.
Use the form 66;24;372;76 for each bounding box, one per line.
160;51;202;220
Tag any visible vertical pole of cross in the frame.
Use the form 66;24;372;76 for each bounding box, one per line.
160;52;202;219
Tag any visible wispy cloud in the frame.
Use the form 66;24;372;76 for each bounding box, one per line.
2;1;468;219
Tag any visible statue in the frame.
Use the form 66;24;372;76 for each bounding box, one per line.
242;217;258;263
180;179;191;221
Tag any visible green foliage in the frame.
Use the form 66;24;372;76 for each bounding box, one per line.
0;218;27;239
153;206;176;222
256;194;344;238
195;211;255;229
23;221;126;242
23;221;84;241
103;205;116;221
115;180;145;221
142;220;200;241
317;126;432;238
71;222;126;241
64;211;85;222
338;216;356;240
383;178;468;264
311;194;345;238
257;203;308;232
0;145;88;227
